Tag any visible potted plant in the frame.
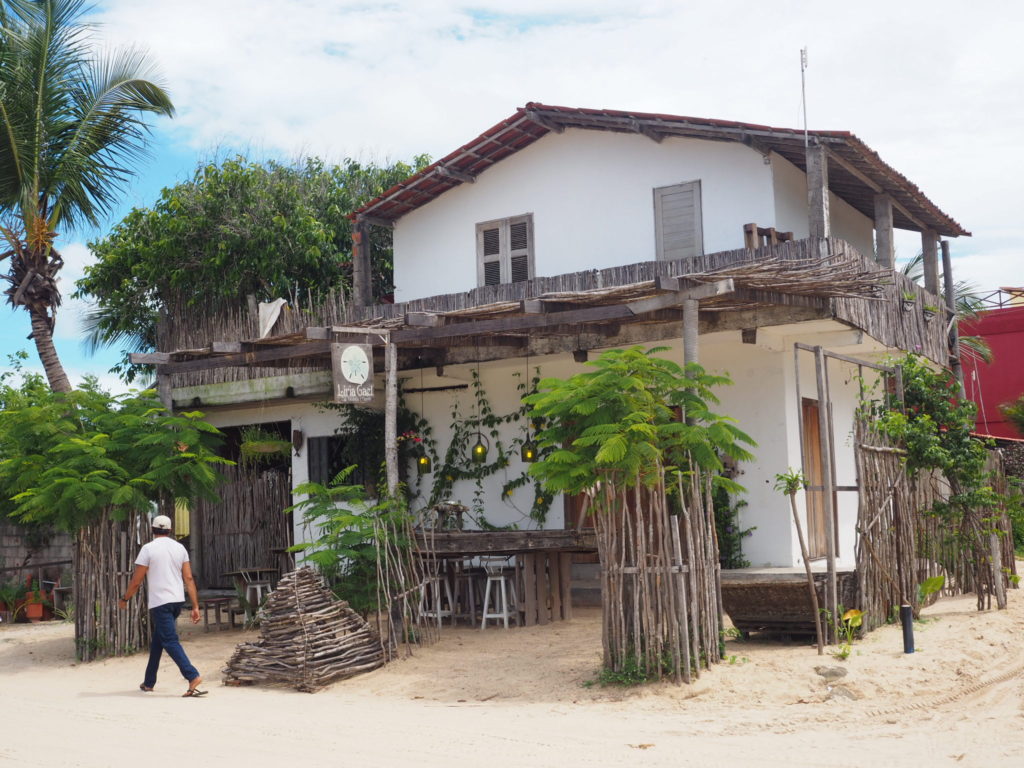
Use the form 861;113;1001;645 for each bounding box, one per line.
922;304;939;322
901;291;916;312
22;579;51;622
0;580;26;624
239;425;292;464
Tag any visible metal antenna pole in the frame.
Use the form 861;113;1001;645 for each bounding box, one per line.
800;47;809;148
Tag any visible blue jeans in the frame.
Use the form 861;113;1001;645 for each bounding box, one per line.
144;602;199;688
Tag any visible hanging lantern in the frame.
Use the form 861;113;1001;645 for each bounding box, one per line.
520;440;537;463
417;453;432;475
471;434;488;464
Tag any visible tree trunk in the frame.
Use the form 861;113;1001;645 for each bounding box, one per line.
29;307;72;392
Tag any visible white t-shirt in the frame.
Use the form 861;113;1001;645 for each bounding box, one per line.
135;536;190;608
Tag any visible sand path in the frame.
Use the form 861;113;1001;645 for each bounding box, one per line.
1;586;1022;767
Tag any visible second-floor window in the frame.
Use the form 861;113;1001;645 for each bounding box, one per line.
476;214;534;287
654;180;703;260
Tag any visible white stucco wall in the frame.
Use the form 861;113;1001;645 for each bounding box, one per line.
770;152;875;258
393;129;776;302
402;327;878;568
191;326;882;569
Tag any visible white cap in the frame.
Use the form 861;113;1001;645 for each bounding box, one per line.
152;515;172;531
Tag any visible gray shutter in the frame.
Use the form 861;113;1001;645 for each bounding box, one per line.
478;224;502;286
654;181;703;261
477;215;533;286
508;217;532;283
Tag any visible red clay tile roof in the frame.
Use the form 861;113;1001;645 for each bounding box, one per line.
354;103;969;237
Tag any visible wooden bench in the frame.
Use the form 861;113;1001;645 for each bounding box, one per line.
199;596;235;632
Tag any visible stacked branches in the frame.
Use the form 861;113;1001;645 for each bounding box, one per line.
223;567;384;692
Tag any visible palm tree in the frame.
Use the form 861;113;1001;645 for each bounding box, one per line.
0;0;173;391
900;252;993;364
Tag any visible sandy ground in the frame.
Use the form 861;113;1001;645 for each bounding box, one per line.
1;584;1022;768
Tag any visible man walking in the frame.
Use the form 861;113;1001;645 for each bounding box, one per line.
119;514;206;697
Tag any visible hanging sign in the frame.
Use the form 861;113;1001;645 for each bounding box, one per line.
331;343;374;403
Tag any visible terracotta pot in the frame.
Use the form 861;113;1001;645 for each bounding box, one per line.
24;602;43;621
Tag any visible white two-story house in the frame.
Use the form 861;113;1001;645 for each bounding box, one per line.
149;103;966;596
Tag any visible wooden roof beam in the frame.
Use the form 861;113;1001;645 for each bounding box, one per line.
393;279;734;343
435;165;476;184
355;214;395;229
627;278;735;314
826;149;930;231
630;119;664;143
525;109;565;133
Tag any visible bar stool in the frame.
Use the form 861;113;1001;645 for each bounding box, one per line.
480;556;519;629
419;567;456;627
451;560;484;625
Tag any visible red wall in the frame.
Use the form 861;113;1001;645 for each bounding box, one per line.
961;306;1024;439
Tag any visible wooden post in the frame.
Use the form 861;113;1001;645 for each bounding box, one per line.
156;366;172;412
549;553;562;621
806;143;831;239
559;553;573;620
523;553;538;626
873;193;895;269
352;219;372;307
940;241;964;394
535;554;550;625
921;230;940;296
384;340;399;496
813;346;839;642
682;298;699;425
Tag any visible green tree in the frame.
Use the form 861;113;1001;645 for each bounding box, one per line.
526;347;754;496
75;154;429;381
0;0;174;391
525;347;755;682
870;354;1016;609
0;371;229;658
900;253;992;364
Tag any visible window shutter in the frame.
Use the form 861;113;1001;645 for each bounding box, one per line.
476;215;534;286
484;260;501;286
510;255;530;283
508;217;531;284
478;224;503;286
654;181;703;261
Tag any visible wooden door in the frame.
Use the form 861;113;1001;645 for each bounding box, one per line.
801;398;827;559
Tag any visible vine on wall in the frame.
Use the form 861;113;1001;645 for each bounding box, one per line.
321;367;551;528
425;368;551;529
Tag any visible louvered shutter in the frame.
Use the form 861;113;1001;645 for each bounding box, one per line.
476;215;534;286
508;217;531;283
654;181;703;261
479;225;502;286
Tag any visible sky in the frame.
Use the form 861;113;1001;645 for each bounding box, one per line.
2;0;1021;391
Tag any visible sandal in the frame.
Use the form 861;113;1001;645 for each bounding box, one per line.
182;688;208;698
139;684;154;692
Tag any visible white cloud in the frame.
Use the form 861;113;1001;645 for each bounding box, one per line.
87;1;1024;295
0;362;130;396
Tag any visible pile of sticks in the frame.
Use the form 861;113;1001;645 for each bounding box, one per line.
223;567;384;692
